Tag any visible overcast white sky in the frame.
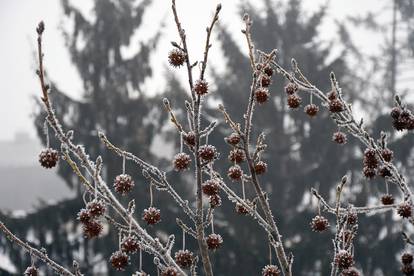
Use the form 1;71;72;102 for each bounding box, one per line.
0;0;390;141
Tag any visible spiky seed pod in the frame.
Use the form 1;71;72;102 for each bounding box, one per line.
24;266;39;276
335;250;354;270
327;90;337;100
86;199;106;218
262;265;281;276
264;66;274;77
110;250;129;271
329;99;344;113
202;179;220;196
209;194;222;208
77;208;91;224
194;79;209;95
254;161;268;175
113;174;135;195
362;166;376;179
121;236;139;254
402;253;414;265
391;107;402;119
363;148;378;168
401;110;411;119
225;132;241;145
82;220;103;239
142;207;161;225
227;165;243;181
285;82;298;95
198;145;217;162
235;203;249;215
174;249;194;269
261;75;271;87
254;88;270;104
161;266;178;276
381;148;394;162
398;202;412;218
173;152;191;171
168;49;186;67
402;265;414;275
310;215;330;232
332;131;347;145
381;194;395;205
378;166;392;177
228;149;246;163
184;131;196;146
304;104;319;117
287;94;302;109
347;212;358;225
393;118;408;131
38;148;59;168
340;267;360;276
206;233;223;250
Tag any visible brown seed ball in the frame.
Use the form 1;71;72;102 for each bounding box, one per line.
110;250;129;271
198;145;217;162
262;265;281;276
86;199;106;218
264;66;274;77
327;90;338;100
77;208;91;224
310;215;330;232
381;194;395;205
340;267;360;276
255;88;270;104
39;148;59;168
391;107;402;119
332;131;347;145
285;82;298;95
363;166;376;179
402;253;414;265
335;250;354;270
402;265;414;275
24;266;39;276
161;266;178;276
184;131;196;146
393;118;408;131
261;75;272;87
142;207;161;225
175;249;194;269
121;236;139;254
113;174;135;195
209;194;222;208
194;79;209;95
398;202;412;218
347;211;358;225
227;165;243;181
82;220;103;239
168;49;186;67
304;104;319;117
329;99;344;113
202;179;220;196
225;132;241;145
235;203;249;215
206;233;223;250
228;149;246;163
381;148;394;162
378;165;392;177
287;94;302;109
363;148;378;168
173;152;191;171
254;161;268;175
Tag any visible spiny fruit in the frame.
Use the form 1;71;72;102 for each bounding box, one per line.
228;149;246;163
381;148;394;162
202;179;220;196
262;265;281;276
329;99;344;113
340;267;360;276
194;79;209;96
82;220;103;239
175;249;194;269
254;161;267;175
304;104;319;117
287;94;302;109
168;49;186;67
225;132;241;145
86;199;106;218
173;152;191;171
255;88;270;104
121;236;139;254
209;194;222;208
113;174;135;195
183;131;196;146
198;145;217;162
235;202;249;215
332;131;347;145
142;207;161;225
263;66;274;77
397;202;412;218
227;165;243;181
402;253;414;265
261;75;272;87
285;82;298;95
206;233;223;250
77;208;91;224
161;266;178;276
110;250;129;271
381;194;395;205
335;250;354;270
310;215;330;232
39;148;59;168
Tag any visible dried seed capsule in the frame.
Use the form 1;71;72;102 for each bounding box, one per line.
82;220;103;239
340;267;360;276
209;194;222;208
362;166;376;179
398;202;412;218
254;161;267;175
113;174;135;195
261;75;272;87
227;165;243;181
228;149;246;163
381;148;394;162
168;49;186;67
287;94;302;109
121;236;139;254
378;166;392;177
110;250;129;271
401;264;414;275
255;88;270;104
202;179;220;196
86;199;106;218
175;249;194;269
329;99;344;113
402;253;414;265
390;107;402;119
206;233;223;250
310;215;330;232
332;131;347;145
173;152;191;171
77;208;91;224
335;250;354;270
194;79;209;95
198;145;217;162
304;104;319;117
235;203;249;215
285;83;298;95
161;266;178;276
225;133;241;145
262;265;281;276
39;148;59;168
142;207;161;225
264;66;274;77
381;194;395;205
184;131;196;146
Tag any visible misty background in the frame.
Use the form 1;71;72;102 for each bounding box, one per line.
0;0;413;275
